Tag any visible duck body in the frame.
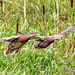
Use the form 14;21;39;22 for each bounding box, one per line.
8;34;29;51
33;36;57;49
34;37;54;49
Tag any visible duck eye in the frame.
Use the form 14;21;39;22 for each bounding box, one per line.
30;32;36;34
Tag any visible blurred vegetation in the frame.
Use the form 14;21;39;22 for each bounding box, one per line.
0;0;75;75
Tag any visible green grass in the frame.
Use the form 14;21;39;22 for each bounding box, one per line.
0;0;75;75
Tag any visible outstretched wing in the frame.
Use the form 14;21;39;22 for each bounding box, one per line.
51;24;75;40
59;24;75;35
0;35;19;42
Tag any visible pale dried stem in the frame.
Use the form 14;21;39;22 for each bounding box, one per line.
3;0;4;12
57;0;59;34
24;0;26;29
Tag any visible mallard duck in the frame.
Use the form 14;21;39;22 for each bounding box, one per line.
33;24;75;49
0;32;38;55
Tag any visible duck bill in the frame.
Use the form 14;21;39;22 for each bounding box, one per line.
35;34;39;36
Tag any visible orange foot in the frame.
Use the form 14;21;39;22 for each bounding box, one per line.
36;47;40;49
6;49;10;55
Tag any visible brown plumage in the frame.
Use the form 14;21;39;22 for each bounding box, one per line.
33;24;75;49
0;32;38;55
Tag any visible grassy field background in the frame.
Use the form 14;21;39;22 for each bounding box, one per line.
0;0;75;75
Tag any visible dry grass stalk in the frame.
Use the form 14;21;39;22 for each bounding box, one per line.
3;0;4;12
57;0;59;34
24;0;26;31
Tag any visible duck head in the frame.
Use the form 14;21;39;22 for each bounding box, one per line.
29;32;39;37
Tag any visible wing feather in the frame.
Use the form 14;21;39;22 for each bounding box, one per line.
0;35;19;42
